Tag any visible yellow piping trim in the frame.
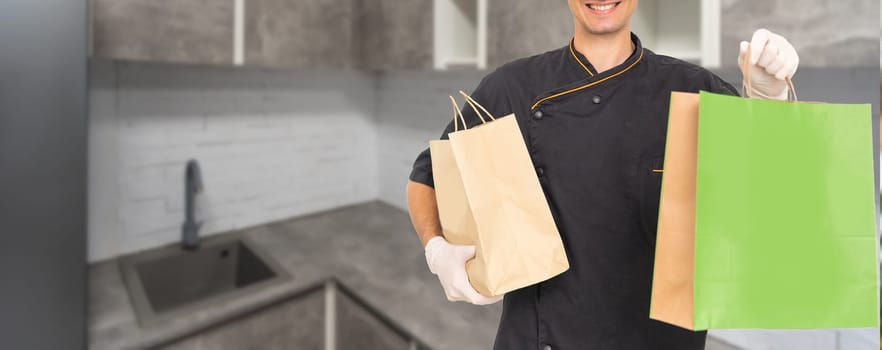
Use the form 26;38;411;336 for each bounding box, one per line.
651;169;664;173
530;49;645;110
569;39;594;77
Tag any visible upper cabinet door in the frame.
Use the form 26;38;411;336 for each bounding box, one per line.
90;0;433;70
91;0;234;65
244;0;359;69
486;0;571;70
358;0;433;70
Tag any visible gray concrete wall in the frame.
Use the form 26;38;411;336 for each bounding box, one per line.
92;0;234;65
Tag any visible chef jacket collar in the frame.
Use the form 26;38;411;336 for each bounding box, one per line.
532;32;645;110
567;32;643;78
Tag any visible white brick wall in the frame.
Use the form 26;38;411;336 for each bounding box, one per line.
88;60;378;261
375;71;482;210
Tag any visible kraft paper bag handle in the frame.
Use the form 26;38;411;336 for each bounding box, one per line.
741;46;797;101
458;90;496;130
449;95;468;132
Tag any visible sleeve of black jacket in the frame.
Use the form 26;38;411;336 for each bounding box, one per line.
408;70;511;188
707;70;740;97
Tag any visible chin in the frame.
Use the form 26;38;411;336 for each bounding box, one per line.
585;24;627;36
577;20;628;36
570;0;635;36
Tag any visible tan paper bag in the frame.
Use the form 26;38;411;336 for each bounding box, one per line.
430;140;478;246
444;91;569;296
429;97;484;276
649;92;699;329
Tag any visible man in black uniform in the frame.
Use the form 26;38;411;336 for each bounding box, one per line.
406;1;799;349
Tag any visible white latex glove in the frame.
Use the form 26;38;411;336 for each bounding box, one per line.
424;236;503;305
738;29;799;100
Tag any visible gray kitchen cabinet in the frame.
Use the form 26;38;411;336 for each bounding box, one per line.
91;0;235;65
486;0;572;70
245;0;360;69
155;281;426;350
158;289;326;350
245;0;431;70
336;290;413;350
90;0;434;70
358;0;433;70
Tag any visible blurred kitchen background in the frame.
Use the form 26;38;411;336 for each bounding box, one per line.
1;0;879;349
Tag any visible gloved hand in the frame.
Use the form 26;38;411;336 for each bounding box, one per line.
424;236;503;305
738;28;799;100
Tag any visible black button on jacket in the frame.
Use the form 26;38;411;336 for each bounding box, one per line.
409;34;738;350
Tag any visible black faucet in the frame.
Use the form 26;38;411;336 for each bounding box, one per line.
182;159;203;250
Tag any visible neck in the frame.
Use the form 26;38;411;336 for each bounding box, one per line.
572;28;634;73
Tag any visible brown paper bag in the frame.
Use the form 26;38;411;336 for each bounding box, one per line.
430;97;484;279
444;91;569;296
649;92;699;329
429;142;478;246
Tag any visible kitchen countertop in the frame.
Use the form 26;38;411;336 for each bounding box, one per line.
88;201;502;350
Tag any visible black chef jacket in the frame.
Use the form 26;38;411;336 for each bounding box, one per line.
409;33;738;350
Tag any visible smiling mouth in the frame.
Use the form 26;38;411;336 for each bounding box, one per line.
586;1;621;13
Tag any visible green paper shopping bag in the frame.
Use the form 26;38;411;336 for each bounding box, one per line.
691;90;878;330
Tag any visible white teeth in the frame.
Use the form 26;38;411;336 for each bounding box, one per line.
588;3;616;11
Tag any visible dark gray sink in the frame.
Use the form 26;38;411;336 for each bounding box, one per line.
120;235;290;325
